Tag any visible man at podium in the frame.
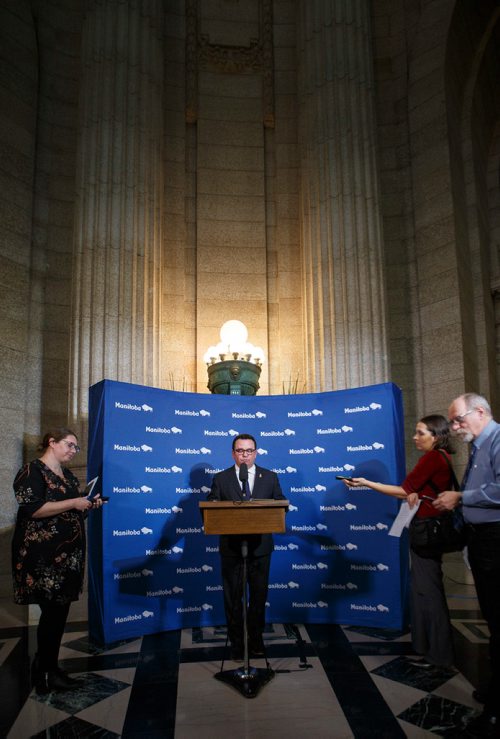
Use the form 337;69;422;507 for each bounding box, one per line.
208;433;285;660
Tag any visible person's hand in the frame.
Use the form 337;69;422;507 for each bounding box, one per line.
344;477;368;488
433;490;462;512
73;496;93;511
91;494;104;509
407;492;419;508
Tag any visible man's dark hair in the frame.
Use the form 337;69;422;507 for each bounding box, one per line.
232;433;257;451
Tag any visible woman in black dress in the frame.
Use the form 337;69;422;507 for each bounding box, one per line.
12;428;103;694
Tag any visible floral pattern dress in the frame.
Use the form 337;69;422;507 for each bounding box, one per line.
12;459;86;605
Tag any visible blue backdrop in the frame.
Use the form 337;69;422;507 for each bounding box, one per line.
87;380;409;646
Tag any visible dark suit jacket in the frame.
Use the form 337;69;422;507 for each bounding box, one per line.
208;464;285;557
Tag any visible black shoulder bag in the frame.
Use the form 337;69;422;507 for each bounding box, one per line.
409;450;466;559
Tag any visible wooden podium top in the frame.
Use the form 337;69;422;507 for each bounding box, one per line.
199;500;289;535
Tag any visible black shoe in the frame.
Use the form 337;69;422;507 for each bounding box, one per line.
249;639;265;657
35;669;79;694
473;688;487;704
230;644;243;661
33;670;51;695
407;657;433;668
31;655;41;686
53;667;79;688
249;649;264;658
31;655;50;695
467;713;500;738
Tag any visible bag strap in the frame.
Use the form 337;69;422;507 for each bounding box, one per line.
427;449;460;495
425;449;459;497
435;449;460;491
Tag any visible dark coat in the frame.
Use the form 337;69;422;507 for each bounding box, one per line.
208;464;285;557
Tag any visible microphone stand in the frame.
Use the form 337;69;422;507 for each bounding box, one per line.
241;538;250;675
215;525;274;698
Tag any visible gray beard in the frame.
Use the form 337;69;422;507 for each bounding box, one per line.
455;428;474;444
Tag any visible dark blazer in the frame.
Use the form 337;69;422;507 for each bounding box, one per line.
208;464;285;557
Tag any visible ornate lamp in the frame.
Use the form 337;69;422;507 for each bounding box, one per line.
204;321;264;395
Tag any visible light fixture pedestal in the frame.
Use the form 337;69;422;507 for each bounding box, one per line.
207;359;261;396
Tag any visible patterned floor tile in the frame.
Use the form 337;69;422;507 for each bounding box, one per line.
30;714;120;738
371;656;458;691
397;693;478;736
31;672;130;714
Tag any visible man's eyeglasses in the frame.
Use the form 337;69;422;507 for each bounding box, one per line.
62;440;81;453
448;409;475;427
234;448;256;456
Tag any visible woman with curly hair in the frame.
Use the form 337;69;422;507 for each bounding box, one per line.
12;428;103;694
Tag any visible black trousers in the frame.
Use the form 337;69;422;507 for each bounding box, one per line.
221;553;271;648
37;601;71;670
466;522;500;714
409;548;454;666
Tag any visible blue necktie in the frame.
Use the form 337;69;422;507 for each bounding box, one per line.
461;444;477;489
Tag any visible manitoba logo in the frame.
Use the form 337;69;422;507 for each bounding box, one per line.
145;465;183;473
292;600;328;608
174;408;211;417
289;446;325;455
174;447;211;455
114;609;155;624
344;401;382;414
145;426;182;434
114;402;153;412
350;603;389;613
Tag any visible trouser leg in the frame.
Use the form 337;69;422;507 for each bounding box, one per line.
247;554;271;646
409;549;454;666
221;556;244;648
467;526;500;714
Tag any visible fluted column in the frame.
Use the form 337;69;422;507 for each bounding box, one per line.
298;0;388;391
70;0;164;419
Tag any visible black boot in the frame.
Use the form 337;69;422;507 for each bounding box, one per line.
31;656;51;695
46;669;79;691
31;655;78;693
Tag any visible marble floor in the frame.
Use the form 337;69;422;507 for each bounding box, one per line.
0;559;490;738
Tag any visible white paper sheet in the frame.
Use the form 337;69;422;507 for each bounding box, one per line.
388;499;421;537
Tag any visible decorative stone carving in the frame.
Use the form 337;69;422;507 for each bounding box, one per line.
185;0;275;128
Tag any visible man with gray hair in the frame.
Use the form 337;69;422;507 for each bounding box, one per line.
434;393;500;736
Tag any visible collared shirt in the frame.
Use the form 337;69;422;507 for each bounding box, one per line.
462;419;500;523
234;464;256;495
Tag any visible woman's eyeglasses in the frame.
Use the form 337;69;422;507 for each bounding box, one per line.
62;440;81;453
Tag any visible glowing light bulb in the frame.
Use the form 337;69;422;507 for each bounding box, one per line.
219;320;248;354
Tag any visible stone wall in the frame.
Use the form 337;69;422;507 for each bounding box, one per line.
0;0;499;522
0;0;38;528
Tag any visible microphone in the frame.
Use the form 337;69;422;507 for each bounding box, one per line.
238;462;248;483
239;462;249;500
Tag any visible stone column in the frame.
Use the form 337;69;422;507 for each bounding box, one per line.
297;0;388;390
70;0;164;420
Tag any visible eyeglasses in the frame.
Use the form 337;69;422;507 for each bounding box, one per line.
448;410;475;427
62;440;81;453
233;448;256;456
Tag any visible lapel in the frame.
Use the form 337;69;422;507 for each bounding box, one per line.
251;465;264;498
229;466;244;501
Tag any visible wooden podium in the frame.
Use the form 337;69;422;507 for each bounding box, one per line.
199;499;289;698
199;499;288;535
